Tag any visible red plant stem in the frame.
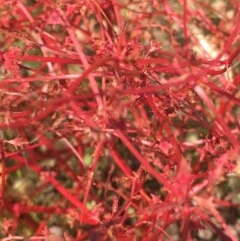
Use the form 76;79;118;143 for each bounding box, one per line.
198;208;236;241
0;139;6;203
109;148;132;177
80;142;103;224
66;56;115;93
111;0;123;31
222;10;240;54
9;154;84;211
125;80;185;94
183;0;188;46
56;7;104;109
115;197;133;218
92;1;115;44
21;55;81;64
148;224;175;241
123;72;202;96
54;131;85;172
5;163;25;174
48;176;84;209
136;57;172;65
115;129;174;192
203;81;240;105
0;23;82;63
107;186;138;210
17;2;34;23
5;203;61;214
0;95;91;130
109;148;151;202
194;85;238;146
144;95;182;162
214;199;240;207
0;74;83;85
227;45;240;66
3;236;46;240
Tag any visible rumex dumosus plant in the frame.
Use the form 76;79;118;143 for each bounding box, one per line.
0;0;240;240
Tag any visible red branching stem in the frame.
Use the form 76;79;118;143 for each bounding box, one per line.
17;2;34;23
66;56;115;93
10;154;84;213
0;139;6;202
21;55;81;64
227;45;240;66
56;6;104;109
5;203;61;214
109;148;133;178
0;1;239;239
111;0;123;30
115;129;173;192
80;142;103;224
48;176;83;210
222;10;240;54
54;131;85;172
203;81;240;105
194;85;238;146
183;0;188;46
0;74;82;85
196;199;237;241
